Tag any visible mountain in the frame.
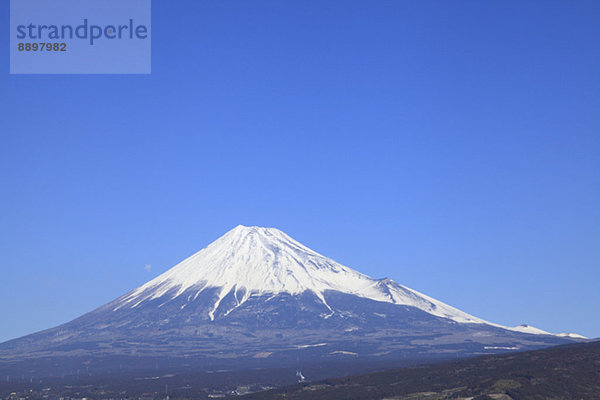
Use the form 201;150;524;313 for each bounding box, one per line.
0;225;585;379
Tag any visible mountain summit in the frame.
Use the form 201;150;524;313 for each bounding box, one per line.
0;225;584;379
116;225;483;323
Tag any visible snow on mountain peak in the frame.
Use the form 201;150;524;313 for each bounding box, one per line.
115;225;487;324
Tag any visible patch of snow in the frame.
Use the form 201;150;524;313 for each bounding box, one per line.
484;346;519;350
330;350;358;355
556;332;587;339
296;343;327;349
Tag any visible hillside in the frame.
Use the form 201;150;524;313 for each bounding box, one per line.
240;340;600;400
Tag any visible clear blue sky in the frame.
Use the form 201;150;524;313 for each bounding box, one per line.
1;1;599;342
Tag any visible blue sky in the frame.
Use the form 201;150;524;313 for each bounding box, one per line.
1;0;599;342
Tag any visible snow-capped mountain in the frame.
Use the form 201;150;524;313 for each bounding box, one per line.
0;225;585;379
115;225;484;324
110;225;583;338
